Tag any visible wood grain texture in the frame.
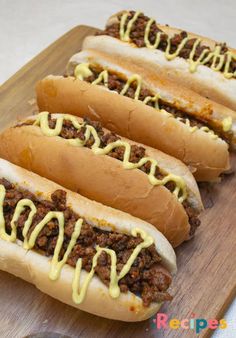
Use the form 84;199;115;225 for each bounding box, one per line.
0;25;235;338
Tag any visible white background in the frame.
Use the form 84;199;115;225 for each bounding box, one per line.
0;0;235;336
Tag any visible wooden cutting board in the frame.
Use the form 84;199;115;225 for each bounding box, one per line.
0;25;235;338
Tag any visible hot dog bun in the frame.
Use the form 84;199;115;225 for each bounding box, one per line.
36;74;230;182
0;158;176;322
66;49;236;147
83;10;236;111
0;114;203;247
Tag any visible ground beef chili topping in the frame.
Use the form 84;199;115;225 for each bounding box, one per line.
101;11;236;75
0;177;172;307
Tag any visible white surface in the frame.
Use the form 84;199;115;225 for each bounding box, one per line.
0;0;235;336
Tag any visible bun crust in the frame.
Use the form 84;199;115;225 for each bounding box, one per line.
0;158;176;321
0;116;203;247
82;34;236;111
36;75;230;181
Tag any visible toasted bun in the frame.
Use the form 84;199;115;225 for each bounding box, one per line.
0;115;203;247
0;158;176;321
36;75;230;181
67;49;236;146
82;34;236;111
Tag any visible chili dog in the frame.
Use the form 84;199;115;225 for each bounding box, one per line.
0;158;177;321
82;10;236;111
36;50;231;181
0;113;203;247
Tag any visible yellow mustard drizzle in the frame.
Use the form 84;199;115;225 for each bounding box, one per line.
222;116;233;132
199;127;218;139
0;183;154;304
120;74;142;99
176;117;218;139
143;94;161;109
165;37;189;61
92;70;109;87
74;64;109;87
74;64;220;140
119;12;236;79
74;64;142;99
176;117;197;133
119;11;141;42
189;42;226;73
73;228;153;304
74;63;93;81
144;19;162;49
34;112;187;202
